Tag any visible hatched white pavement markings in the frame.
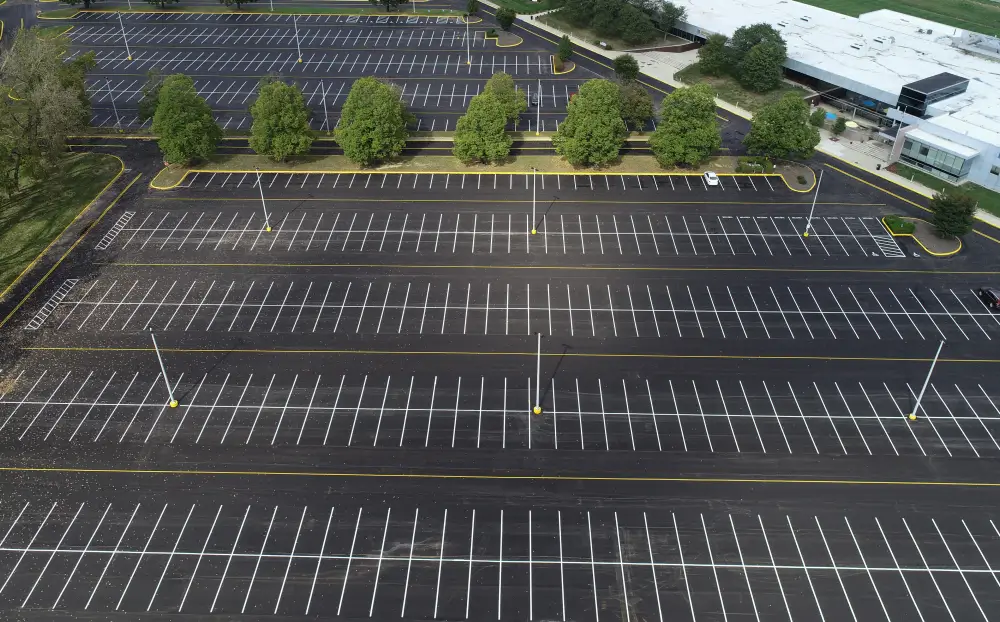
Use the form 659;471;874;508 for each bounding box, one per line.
35;278;998;343
0;369;997;457
0;502;996;619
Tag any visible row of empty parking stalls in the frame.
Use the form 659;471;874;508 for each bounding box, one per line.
0;501;996;620
104;208;902;258
33;279;988;341
72;12;472;24
79;50;559;76
69;25;499;49
0;369;998;457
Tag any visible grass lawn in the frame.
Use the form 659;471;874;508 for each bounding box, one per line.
537;9;685;50
492;0;564;14
794;0;1000;34
674;63;810;112
34;25;72;38
0;153;121;293
892;162;1000;218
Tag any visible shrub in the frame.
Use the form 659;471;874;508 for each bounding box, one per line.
486;28;497;37
796;174;807;185
736;155;773;173
884;215;915;235
809;108;826;128
832;116;847;135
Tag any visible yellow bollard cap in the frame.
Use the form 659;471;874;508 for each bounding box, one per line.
532;406;542;415
169;399;179;408
908;413;917;421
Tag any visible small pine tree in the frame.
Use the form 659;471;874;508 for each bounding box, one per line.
558;35;573;62
832;116;847;135
930;189;976;238
466;0;478;15
809;107;826;128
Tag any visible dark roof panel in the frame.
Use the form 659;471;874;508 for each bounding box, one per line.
904;72;969;95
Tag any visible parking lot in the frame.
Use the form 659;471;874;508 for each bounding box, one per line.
60;10;608;131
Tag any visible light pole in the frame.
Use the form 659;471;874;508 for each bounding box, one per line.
321;80;330;134
531;167;537;235
150;331;178;408
294;15;303;63
535;78;541;135
255;167;273;232
532;332;542;415
802;169;823;237
466;18;471;65
909;340;945;421
117;12;132;62
106;79;122;132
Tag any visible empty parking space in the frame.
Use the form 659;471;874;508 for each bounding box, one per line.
0;499;996;619
0;368;997;456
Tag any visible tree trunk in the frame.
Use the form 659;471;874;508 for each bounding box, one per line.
83;0;91;8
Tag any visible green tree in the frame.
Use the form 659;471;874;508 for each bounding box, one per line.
146;0;179;8
249;79;314;162
619;82;653;131
369;0;401;10
564;0;597;27
617;4;656;45
553;78;626;167
809;107;826;128
138;70;165;122
832;116;847;135
656;1;686;33
0;30;92;194
614;54;640;82
698;34;731;76
496;8;516;30
59;0;99;10
466;0;479;14
484;72;527;124
930;189;976;238
730;22;786;61
335;77;411;166
590;0;620;36
743;92;820;159
218;0;257;9
737;40;785;92
453;92;512;164
151;74;221;166
648;83;720;167
558;35;573;62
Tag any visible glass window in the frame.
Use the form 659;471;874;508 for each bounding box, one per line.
903;139;913;151
919;145;929;156
992;166;1000;175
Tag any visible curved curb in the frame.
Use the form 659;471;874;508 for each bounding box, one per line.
551;55;574;74
0;153;125;308
485;31;522;47
777;165;817;193
882;216;962;257
150;165;186;191
461;15;483;23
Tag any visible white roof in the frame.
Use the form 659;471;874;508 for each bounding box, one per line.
906;127;980;158
670;0;1000;144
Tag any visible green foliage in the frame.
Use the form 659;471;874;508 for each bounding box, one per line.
369;0;402;10
883;215;915;235
648;83;720;168
737;40;785;92
335;77;411;166
487;28;497;37
564;0;596;27
655;1;686;32
151;74;221;166
138;70;165;122
496;8;517;29
484;72;527;123
613;54;640;82
809;107;827;128
554;56;565;72
453;92;512;164
558;35;573;61
218;0;256;9
744;92;820;159
697;34;731;77
832;116;847;134
618;82;653;131
590;0;619;35
796;174;807;184
553;79;626;167
249;80;314;162
0;29;92;195
467;0;479;14
930;189;976;238
730;22;786;61
146;0;179;8
617;4;656;45
735;155;773;173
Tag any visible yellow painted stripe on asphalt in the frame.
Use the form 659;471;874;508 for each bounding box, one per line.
21;346;1000;364
0;465;995;487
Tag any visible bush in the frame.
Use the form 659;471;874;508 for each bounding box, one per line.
832;116;847;135
486;28;497;37
796;174;807;185
496;7;516;30
884;215;915;235
736;155;773;173
595;39;613;50
809;107;826;128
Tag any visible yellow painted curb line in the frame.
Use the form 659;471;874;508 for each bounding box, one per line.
38;11;81;19
551;55;574;75
0;170;142;331
0;19;4;42
0;155;124;305
485;30;522;47
882;216;962;257
151;167;790;190
461;14;483;23
1;465;998;488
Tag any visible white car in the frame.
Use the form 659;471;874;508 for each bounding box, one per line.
703;171;720;186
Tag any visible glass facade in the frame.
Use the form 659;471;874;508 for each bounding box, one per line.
899;137;973;182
